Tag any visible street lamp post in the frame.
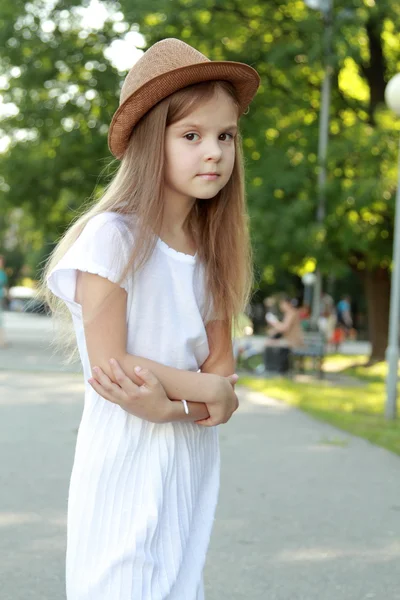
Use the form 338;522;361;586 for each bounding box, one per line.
384;73;400;420
302;272;317;309
304;0;334;324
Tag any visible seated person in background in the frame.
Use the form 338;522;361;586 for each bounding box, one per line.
265;294;305;349
298;303;310;320
298;302;311;331
336;294;353;337
263;295;280;339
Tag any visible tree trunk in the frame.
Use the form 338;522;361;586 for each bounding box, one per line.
363;267;390;363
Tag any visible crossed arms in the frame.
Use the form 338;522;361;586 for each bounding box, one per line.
76;271;238;424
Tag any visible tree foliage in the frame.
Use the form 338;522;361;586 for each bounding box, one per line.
1;0;400;356
0;0;121;248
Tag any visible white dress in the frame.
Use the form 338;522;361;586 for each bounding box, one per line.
47;212;220;600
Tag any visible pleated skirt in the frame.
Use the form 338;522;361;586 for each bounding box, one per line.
66;395;220;600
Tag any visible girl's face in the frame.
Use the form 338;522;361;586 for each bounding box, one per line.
164;89;238;203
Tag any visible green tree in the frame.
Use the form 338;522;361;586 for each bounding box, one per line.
0;0;121;248
1;0;400;361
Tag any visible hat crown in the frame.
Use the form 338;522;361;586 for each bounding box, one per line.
120;38;210;105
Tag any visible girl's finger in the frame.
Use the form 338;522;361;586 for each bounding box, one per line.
91;367;127;401
195;418;215;427
109;359;141;392
92;366;115;392
226;374;239;387
88;378;119;404
133;366;160;388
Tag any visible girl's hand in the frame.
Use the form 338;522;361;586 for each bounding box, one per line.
196;374;239;427
88;359;172;424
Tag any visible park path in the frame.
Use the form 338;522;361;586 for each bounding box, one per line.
0;313;399;599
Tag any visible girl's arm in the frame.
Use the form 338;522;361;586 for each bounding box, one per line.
166;320;236;421
128;319;237;422
194;319;238;426
89;359;238;424
78;271;228;405
200;319;235;376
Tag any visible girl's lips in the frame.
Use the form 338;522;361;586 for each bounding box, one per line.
197;174;220;180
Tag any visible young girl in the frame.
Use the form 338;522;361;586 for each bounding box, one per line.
42;38;259;600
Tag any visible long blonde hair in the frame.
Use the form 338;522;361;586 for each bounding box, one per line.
39;80;253;361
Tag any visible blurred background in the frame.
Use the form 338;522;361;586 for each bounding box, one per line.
1;0;400;359
1;2;400;599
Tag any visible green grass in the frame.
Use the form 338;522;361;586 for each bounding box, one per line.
323;354;390;383
327;354;399;386
239;355;400;456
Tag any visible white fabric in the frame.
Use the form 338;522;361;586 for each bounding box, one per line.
47;212;220;600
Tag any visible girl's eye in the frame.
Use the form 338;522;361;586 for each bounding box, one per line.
219;133;234;141
183;132;234;142
184;133;200;141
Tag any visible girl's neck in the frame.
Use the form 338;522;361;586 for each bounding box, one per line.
160;192;196;238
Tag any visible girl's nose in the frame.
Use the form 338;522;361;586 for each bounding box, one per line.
204;140;223;161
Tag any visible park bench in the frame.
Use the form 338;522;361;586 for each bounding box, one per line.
235;331;326;377
290;330;326;379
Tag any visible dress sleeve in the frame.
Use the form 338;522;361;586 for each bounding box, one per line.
47;213;133;317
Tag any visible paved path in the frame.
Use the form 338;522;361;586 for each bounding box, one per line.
0;313;399;599
0;312;80;373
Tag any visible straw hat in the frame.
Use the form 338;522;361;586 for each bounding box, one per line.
108;38;260;159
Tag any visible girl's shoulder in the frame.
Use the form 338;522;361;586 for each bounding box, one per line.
84;211;136;243
47;212;135;309
87;210;132;231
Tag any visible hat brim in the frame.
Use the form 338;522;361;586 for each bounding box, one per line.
108;61;260;159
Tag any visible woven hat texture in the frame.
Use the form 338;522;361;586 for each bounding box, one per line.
108;38;260;159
